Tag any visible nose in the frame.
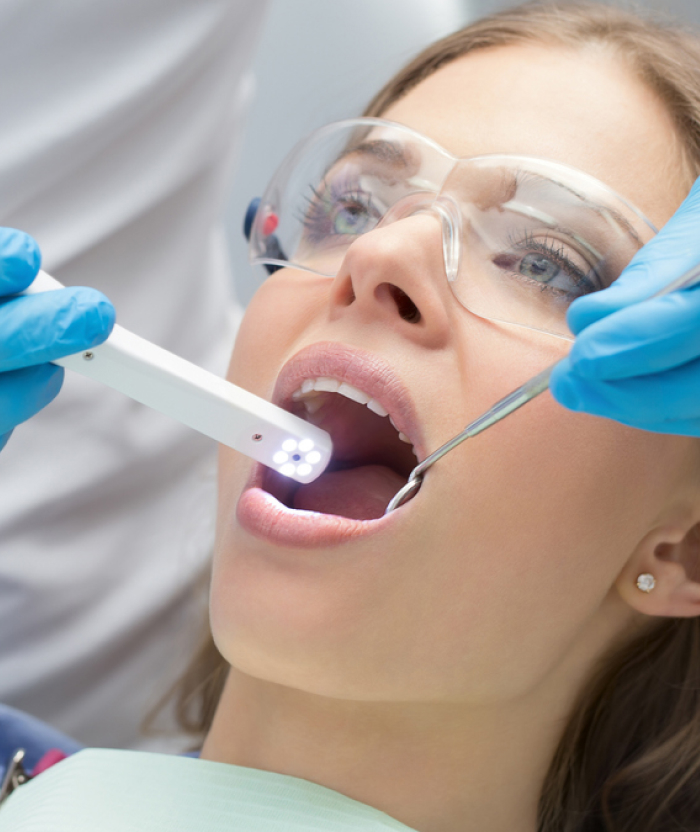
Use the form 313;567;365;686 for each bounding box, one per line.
329;204;458;349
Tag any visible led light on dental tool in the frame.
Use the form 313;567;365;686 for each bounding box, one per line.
23;271;332;484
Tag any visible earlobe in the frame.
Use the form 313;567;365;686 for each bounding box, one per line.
616;522;700;619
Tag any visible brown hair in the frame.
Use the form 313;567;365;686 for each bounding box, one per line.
159;4;700;830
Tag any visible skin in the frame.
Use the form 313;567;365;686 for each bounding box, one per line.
201;44;700;832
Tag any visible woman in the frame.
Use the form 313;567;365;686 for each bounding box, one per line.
3;3;700;831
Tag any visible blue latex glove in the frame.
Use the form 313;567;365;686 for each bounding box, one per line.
550;177;700;435
0;228;115;451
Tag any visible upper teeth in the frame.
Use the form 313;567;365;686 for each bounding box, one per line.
291;376;413;446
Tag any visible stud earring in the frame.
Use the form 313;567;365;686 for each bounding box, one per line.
636;573;656;593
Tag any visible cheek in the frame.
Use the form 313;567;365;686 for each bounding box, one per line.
382;321;691;697
447;323;684;560
417;390;688;695
226;272;329;393
227;280;294;395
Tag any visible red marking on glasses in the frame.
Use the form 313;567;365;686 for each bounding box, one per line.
262;213;279;236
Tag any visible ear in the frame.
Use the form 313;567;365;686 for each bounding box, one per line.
616;520;700;618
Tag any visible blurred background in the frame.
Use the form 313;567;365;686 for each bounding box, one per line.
226;0;700;305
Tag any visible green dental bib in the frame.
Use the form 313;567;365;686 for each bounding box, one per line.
0;749;417;832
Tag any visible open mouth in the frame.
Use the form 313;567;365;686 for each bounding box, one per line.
263;377;419;520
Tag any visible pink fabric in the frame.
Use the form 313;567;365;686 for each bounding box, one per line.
31;748;68;776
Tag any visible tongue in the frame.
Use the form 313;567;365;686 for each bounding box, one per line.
292;465;406;520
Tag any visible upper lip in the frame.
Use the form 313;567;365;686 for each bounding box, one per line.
272;342;426;461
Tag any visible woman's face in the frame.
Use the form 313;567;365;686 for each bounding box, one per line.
211;44;698;704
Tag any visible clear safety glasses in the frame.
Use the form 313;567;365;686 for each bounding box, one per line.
247;118;657;341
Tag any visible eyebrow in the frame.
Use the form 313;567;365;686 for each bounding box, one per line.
336;139;416;171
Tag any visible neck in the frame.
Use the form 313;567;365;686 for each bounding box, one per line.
200;667;570;832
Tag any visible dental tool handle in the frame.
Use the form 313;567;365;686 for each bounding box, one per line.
411;366;554;486
22;271;332;484
384;367;553;513
655;261;700;295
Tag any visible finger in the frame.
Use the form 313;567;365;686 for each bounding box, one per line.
0;287;115;371
566;289;700;381
0;364;64;434
0;228;41;296
551;353;700;427
567;175;700;335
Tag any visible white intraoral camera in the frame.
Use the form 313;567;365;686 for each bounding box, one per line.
23;271;332;484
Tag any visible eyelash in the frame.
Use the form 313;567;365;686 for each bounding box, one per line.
298;173;380;243
502;231;599;296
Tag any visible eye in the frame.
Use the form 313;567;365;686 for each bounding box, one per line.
519;252;561;283
299;164;385;247
327;193;380;236
492;233;600;298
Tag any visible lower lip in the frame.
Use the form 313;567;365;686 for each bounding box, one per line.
236;465;400;548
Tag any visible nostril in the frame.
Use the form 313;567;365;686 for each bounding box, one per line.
388;285;421;323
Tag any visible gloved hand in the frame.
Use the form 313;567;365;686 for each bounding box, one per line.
550;176;700;436
0;228;115;451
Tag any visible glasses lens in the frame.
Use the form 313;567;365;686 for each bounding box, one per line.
249;120;452;276
443;157;656;340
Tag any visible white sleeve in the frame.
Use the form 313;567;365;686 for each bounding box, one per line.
0;0;267;752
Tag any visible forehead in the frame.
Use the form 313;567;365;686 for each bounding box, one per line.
381;43;688;228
